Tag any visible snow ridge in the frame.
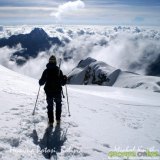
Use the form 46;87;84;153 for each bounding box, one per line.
68;57;160;92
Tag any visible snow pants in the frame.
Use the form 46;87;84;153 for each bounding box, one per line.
46;91;62;123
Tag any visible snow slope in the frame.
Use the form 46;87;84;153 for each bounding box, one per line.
68;57;160;92
0;65;160;160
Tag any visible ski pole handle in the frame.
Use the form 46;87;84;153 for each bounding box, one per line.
32;86;41;116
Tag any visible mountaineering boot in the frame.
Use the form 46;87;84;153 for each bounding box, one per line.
48;121;53;127
47;111;54;124
56;119;61;124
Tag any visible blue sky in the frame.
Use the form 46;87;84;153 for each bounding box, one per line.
0;0;160;26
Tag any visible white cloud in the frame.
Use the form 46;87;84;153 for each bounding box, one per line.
49;26;160;75
90;34;160;74
51;0;85;20
0;44;22;67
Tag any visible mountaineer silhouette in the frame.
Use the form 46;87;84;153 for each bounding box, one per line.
39;55;67;125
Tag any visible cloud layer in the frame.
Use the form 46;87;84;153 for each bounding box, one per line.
0;25;160;78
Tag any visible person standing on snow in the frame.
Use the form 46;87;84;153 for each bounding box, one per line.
39;55;67;125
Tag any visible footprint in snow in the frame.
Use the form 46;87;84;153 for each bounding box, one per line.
1;137;20;147
19;105;25;108
64;147;90;158
10;108;19;110
68;122;78;128
0;147;5;152
103;143;110;148
155;139;160;144
12;112;20;115
73;133;81;137
92;148;103;153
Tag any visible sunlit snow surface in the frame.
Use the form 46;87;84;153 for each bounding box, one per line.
0;65;160;159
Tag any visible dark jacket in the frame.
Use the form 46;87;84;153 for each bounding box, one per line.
39;63;64;93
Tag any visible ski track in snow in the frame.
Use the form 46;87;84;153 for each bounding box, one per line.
0;66;160;159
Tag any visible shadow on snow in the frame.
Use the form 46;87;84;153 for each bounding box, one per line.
32;124;68;159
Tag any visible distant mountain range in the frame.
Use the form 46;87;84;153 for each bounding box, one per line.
68;57;160;92
0;27;159;76
0;28;62;65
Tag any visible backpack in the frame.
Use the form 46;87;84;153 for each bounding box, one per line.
44;68;61;92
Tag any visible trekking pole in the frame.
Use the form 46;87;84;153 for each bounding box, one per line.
32;86;41;116
58;58;71;116
65;85;71;117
